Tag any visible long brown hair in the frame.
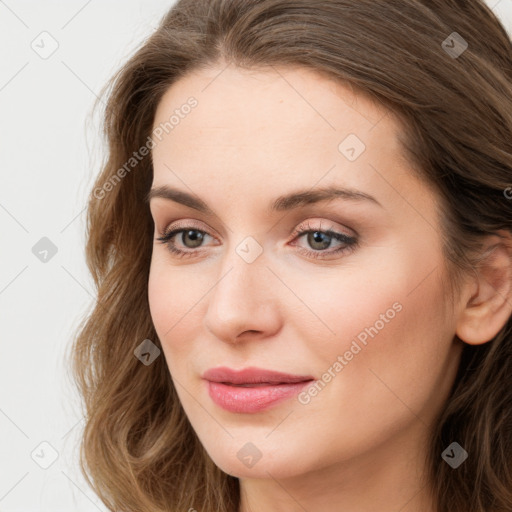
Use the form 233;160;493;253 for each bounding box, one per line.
69;1;512;510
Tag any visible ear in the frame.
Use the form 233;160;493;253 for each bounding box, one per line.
456;230;512;345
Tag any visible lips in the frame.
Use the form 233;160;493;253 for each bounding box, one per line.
202;366;315;413
201;366;314;385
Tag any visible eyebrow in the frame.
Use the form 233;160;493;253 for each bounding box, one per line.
145;184;383;213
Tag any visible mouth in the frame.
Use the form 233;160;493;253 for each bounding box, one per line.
202;366;315;413
202;365;314;385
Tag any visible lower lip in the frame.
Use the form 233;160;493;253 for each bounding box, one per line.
206;380;313;413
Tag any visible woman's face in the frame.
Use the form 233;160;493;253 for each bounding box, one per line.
147;64;464;480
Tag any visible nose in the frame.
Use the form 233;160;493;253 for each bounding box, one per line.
203;246;282;344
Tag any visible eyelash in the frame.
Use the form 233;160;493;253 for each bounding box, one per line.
156;220;358;260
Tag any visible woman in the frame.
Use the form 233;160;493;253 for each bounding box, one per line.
70;1;512;511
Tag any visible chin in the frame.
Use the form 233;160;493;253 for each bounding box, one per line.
204;440;313;480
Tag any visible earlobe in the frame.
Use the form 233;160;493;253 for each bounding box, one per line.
456;232;512;345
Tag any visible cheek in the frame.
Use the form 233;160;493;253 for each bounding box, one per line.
284;268;456;471
296;245;454;411
309;266;454;426
147;256;214;364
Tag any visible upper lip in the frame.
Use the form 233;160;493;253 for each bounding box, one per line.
202;366;314;385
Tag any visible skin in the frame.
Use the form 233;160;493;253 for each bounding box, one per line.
146;63;509;512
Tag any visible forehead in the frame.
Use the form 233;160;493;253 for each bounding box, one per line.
150;64;429;219
152;63;391;147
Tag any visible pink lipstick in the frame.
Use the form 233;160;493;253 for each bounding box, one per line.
202;366;314;413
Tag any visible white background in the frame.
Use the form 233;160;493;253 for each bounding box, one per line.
0;1;511;510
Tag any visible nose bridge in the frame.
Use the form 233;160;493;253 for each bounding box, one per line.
210;237;268;315
215;233;268;298
204;236;281;342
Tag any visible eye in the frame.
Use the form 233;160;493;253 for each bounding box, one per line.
289;219;358;260
156;222;214;259
156;219;358;260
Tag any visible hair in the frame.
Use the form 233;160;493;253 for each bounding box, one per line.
68;1;512;511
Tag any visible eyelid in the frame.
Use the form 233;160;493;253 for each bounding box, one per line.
290;218;356;240
160;219;218;239
159;217;355;241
